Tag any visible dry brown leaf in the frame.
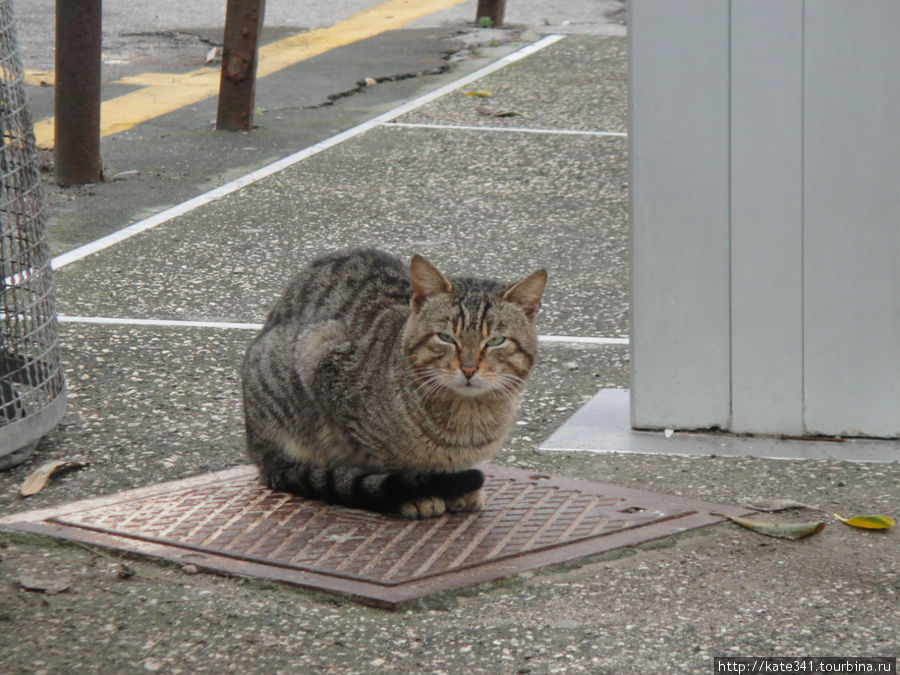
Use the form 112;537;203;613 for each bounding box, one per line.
719;514;826;540
17;573;73;595
20;459;88;497
740;497;815;512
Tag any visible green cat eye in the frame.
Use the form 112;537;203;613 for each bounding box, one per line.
437;332;457;344
485;335;506;347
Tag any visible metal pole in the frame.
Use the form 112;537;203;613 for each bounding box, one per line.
216;0;266;131
54;0;102;184
476;0;506;27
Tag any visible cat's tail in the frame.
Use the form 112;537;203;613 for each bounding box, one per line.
258;455;484;514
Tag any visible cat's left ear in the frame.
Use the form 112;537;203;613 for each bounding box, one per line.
410;254;453;312
503;269;547;321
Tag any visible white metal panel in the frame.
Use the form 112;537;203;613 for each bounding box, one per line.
803;2;900;436
729;0;805;434
629;0;731;429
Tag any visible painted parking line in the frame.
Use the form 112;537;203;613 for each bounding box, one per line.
50;34;566;272
57;315;264;331
24;69;53;86
382;122;627;137
57;315;629;345
31;0;469;149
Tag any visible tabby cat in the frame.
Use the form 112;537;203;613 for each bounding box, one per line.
241;249;547;518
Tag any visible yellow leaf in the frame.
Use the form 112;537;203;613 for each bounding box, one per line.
464;89;492;98
832;514;895;530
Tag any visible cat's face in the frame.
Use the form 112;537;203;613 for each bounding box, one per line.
402;255;547;399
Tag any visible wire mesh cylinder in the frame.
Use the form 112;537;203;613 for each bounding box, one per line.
0;1;66;469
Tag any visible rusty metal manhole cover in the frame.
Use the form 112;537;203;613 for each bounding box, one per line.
1;465;745;608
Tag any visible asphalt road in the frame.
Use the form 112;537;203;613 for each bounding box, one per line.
17;0;625;71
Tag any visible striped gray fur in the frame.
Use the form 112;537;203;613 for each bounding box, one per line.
241;248;547;518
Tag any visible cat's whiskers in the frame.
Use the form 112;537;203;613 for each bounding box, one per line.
403;365;435;382
408;366;449;401
406;362;528;404
414;379;443;401
496;372;526;390
489;373;526;405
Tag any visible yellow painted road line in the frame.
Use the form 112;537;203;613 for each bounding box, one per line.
24;69;54;86
32;0;468;149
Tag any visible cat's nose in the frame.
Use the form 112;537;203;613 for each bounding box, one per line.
461;365;478;380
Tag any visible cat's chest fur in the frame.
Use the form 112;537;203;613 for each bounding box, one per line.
394;385;518;471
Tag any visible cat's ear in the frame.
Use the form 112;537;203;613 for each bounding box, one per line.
503;269;547;321
410;254;453;311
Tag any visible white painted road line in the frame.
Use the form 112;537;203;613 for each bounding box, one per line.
57;315;629;345
382;122;627;138
57;316;264;331
537;335;629;345
49;35;566;272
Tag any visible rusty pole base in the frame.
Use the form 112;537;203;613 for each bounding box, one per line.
476;0;506;28
54;0;103;184
216;0;266;132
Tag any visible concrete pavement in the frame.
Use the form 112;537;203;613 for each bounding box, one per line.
1;3;897;673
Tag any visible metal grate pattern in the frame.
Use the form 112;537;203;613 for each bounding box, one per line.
51;473;671;585
1;465;747;607
0;1;65;468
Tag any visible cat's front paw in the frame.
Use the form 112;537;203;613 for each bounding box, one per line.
445;488;485;514
399;496;446;519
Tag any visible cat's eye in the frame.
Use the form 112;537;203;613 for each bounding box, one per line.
436;332;457;344
485;335;506;347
